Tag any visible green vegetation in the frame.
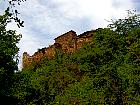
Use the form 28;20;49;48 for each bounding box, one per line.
10;11;140;104
0;8;21;104
0;6;140;104
0;0;23;104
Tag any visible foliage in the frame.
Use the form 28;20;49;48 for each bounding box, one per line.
53;74;95;105
12;58;78;105
0;9;21;98
0;0;24;104
0;10;21;70
108;10;140;34
9;11;140;104
13;27;140;104
5;0;25;27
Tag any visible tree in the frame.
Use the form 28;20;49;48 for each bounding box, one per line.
108;10;140;34
107;12;140;104
0;9;22;104
0;0;25;104
3;0;26;27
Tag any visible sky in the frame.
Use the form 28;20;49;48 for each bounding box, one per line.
0;0;140;69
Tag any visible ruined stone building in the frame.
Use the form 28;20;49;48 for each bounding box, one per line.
23;30;96;69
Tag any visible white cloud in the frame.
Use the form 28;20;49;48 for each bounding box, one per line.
17;0;135;36
47;0;134;27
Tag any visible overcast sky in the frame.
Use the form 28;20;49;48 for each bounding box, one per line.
0;0;140;69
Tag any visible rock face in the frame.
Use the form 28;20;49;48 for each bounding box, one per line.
22;30;96;69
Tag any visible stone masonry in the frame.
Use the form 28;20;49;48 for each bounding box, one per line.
23;30;96;69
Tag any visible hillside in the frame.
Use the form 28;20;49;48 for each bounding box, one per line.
12;26;140;104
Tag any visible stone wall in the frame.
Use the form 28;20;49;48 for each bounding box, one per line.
55;30;77;53
22;30;96;69
23;52;33;68
77;30;95;49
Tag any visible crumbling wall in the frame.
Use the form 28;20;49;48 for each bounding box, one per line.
22;30;96;69
55;30;77;53
77;30;95;49
22;52;33;68
43;45;55;59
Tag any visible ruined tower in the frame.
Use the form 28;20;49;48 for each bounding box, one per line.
22;30;96;69
22;52;32;68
